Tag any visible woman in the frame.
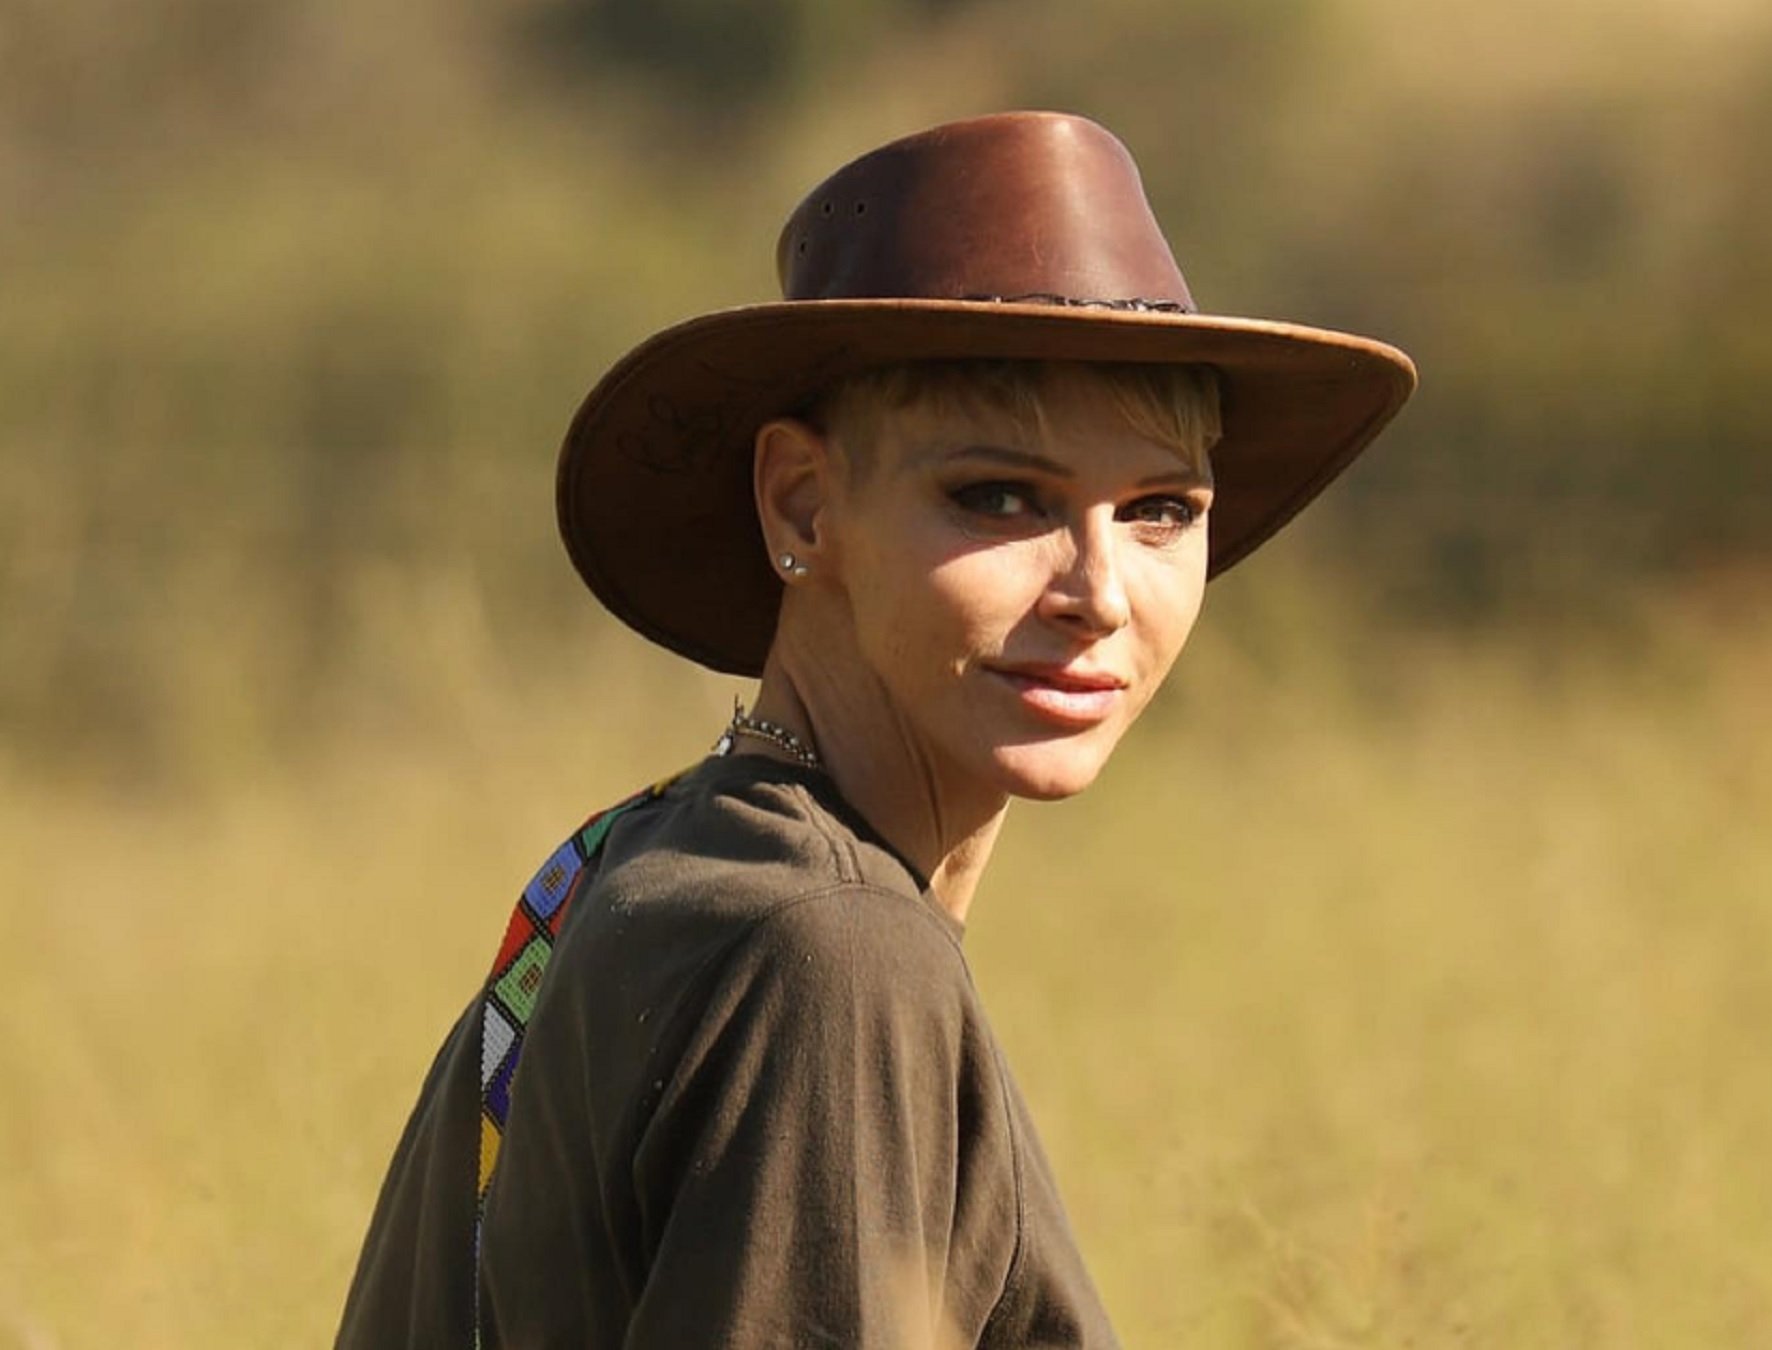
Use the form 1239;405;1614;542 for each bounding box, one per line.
336;111;1415;1348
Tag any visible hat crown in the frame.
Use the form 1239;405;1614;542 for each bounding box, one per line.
776;112;1197;312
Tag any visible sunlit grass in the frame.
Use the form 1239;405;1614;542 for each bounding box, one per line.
984;597;1772;1347
3;582;1767;1348
4;0;1769;1343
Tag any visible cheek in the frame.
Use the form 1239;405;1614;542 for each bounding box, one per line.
858;568;997;681
839;548;970;684
923;544;1054;646
1131;552;1209;670
852;519;1048;651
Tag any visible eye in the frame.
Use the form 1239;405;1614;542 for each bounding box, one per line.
1119;494;1202;532
949;481;1040;520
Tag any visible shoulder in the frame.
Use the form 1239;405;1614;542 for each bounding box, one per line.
705;882;974;1023
646;884;1001;1171
559;755;944;970
600;754;929;915
532;755;970;1059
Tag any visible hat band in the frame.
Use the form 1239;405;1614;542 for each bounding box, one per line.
961;292;1199;315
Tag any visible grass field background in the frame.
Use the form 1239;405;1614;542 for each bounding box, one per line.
4;0;1769;1342
3;568;1766;1349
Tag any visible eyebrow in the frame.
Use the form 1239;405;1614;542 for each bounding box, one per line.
940;444;1075;476
918;442;1211;489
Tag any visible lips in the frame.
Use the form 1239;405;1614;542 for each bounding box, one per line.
988;663;1129;726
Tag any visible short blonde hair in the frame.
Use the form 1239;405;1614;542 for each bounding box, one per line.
805;359;1223;480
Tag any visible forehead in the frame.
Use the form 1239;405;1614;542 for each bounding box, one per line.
876;377;1213;486
821;359;1218;479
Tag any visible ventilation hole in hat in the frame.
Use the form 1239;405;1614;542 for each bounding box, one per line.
820;200;833;216
854;200;867;215
796;238;808;256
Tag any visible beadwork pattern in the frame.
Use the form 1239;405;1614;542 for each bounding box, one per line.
473;774;679;1339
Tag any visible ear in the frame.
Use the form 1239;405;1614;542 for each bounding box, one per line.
753;416;835;578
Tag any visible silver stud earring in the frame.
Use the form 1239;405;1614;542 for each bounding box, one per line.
779;552;810;578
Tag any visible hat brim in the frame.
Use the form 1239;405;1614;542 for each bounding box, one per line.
557;299;1416;675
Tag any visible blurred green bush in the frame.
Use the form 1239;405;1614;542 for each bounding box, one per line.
3;0;1767;781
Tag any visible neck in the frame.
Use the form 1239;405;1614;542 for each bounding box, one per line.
748;650;1010;927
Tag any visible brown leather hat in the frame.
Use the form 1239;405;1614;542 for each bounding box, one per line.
558;111;1416;675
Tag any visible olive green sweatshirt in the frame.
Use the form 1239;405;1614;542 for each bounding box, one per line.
335;754;1119;1348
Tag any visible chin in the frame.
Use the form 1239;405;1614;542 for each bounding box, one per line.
988;738;1117;802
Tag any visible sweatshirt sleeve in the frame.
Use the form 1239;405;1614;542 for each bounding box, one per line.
620;888;1019;1349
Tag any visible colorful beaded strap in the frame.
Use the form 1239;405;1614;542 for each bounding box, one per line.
473;774;679;1338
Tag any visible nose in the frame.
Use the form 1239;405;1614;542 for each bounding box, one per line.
1039;511;1130;638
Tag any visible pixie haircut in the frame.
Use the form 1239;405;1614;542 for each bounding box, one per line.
805;359;1223;480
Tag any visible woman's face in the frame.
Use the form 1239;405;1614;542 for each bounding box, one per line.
818;370;1213;802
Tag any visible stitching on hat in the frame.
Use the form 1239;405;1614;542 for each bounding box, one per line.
962;292;1196;314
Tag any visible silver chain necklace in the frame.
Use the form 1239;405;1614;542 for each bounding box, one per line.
714;699;822;769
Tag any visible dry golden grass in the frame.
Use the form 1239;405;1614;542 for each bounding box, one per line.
2;581;1768;1348
4;0;1769;1343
